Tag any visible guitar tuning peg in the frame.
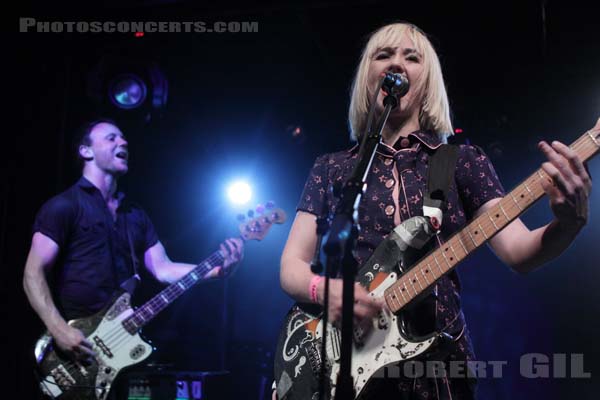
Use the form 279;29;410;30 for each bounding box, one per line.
266;201;275;209
255;204;265;214
247;209;255;218
237;214;246;222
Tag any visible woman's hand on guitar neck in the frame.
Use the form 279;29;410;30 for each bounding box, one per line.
317;279;384;328
51;323;96;361
538;139;592;232
537;117;599;232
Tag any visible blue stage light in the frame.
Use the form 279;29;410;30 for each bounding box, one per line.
227;181;252;205
108;74;147;109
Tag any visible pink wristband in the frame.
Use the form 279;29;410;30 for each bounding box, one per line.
309;275;323;304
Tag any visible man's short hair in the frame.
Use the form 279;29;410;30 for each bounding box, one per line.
73;118;118;165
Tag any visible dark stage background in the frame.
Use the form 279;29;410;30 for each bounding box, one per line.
4;1;600;399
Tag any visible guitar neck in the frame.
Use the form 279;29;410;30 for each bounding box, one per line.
384;131;600;314
117;206;287;334
122;249;225;332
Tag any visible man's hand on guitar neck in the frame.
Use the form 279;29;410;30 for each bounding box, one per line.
145;237;244;283
204;237;244;279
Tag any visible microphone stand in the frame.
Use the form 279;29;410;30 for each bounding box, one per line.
319;78;399;400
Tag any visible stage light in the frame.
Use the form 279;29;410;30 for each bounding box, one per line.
87;54;168;123
227;181;252;205
109;74;147;109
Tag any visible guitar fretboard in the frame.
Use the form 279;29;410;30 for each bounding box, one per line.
384;130;599;314
122;250;225;334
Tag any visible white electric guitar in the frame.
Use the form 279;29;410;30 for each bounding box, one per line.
274;122;600;400
35;204;286;399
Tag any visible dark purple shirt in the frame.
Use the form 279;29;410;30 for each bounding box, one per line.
298;130;505;364
33;177;159;320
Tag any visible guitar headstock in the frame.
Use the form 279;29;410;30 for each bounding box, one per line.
238;201;287;241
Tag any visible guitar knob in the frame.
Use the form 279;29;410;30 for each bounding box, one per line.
100;381;107;387
104;367;112;374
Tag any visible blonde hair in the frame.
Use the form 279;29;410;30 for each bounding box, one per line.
348;23;453;142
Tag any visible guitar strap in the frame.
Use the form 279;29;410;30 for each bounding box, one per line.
423;144;459;229
120;206;141;294
400;143;459;338
421;145;473;400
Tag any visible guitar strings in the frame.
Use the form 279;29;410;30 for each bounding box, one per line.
89;252;222;359
104;258;217;350
384;137;596;311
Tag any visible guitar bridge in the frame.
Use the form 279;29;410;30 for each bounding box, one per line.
306;341;323;376
49;364;76;389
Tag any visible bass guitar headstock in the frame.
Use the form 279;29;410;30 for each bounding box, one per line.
238;201;287;241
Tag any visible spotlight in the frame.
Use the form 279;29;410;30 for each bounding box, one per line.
227;181;252;205
109;74;147;110
87;54;168;123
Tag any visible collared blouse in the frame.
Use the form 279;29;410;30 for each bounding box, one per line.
297;130;505;362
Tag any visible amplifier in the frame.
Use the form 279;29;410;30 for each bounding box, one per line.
119;366;229;400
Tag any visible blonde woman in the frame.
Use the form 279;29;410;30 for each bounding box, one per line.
278;22;592;399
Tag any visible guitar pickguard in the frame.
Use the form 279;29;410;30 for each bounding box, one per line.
275;273;437;400
36;292;154;400
351;273;436;396
274;216;442;400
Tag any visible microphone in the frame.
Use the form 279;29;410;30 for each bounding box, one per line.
382;72;410;97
